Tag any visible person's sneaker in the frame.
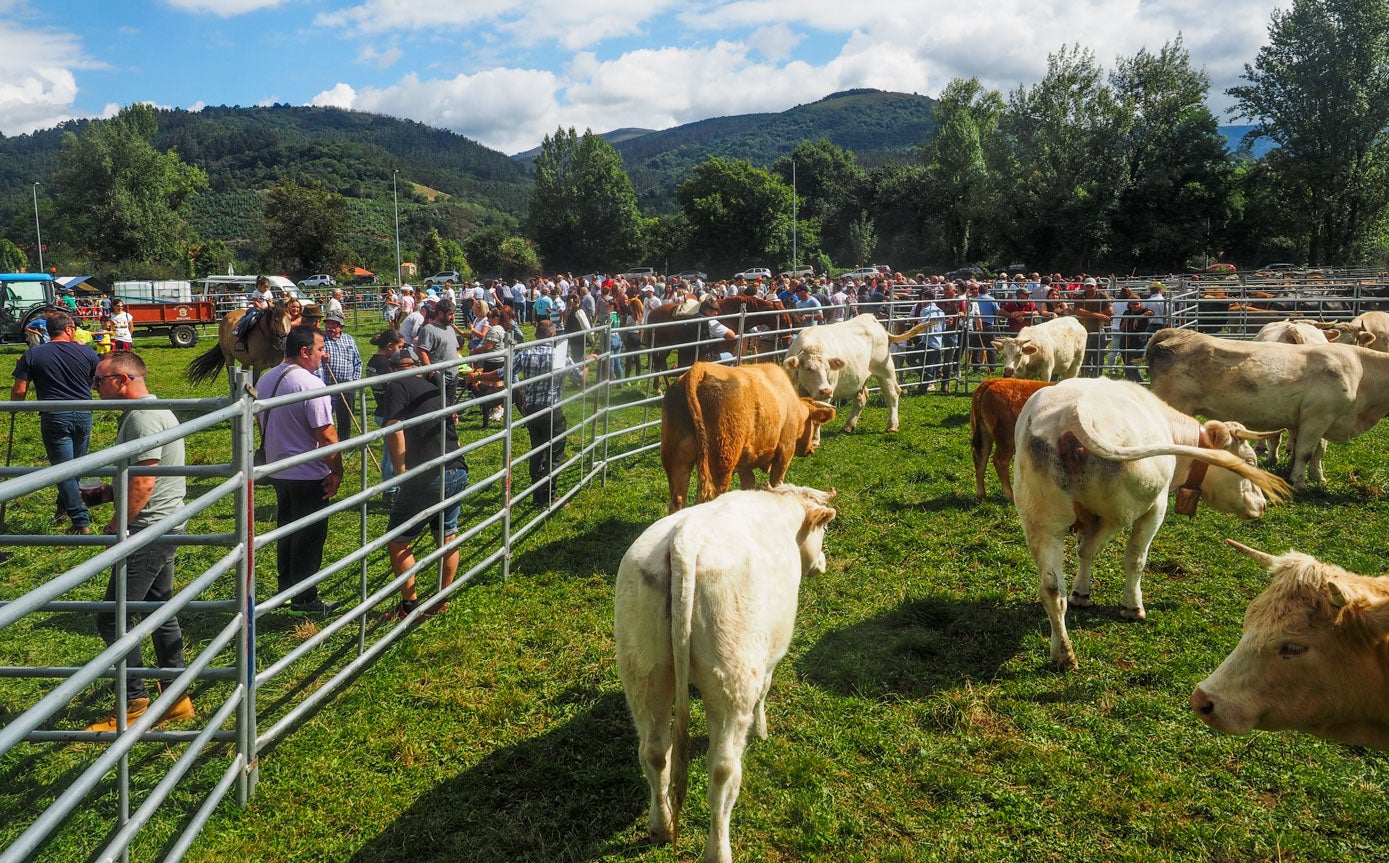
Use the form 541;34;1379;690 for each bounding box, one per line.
53;505;69;525
68;525;92;535
382;599;419;621
286;598;339;615
86;697;151;732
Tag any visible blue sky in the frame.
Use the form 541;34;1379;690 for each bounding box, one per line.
2;0;1283;155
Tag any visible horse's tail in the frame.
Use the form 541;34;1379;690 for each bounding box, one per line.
185;342;227;385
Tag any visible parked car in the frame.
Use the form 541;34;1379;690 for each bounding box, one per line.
424;271;463;286
298;274;337;288
733;267;772;281
621;266;657;280
840;267;885;281
1257;263;1301;273
674;270;708;282
945;265;990;281
779;266;815;279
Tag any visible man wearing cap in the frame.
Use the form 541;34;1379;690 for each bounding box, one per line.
794;284;823;326
319;311;362;436
1072;277;1113;376
380;345;469;620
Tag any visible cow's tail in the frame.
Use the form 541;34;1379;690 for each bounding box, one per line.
1071;411;1291;503
886;321;929;344
685;364;716;501
668;525;699;841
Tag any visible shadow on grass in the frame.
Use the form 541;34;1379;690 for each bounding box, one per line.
510;518;648;583
798;595;1037;699
348;692;645;863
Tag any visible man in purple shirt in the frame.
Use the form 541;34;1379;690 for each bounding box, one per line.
258;325;343;614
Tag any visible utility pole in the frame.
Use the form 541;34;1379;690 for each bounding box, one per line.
392;169;402;286
791;159;797;272
32;182;44;273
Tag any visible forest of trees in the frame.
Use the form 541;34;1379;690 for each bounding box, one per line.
1;0;1385;281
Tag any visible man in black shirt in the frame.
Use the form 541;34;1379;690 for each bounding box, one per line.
380;346;469;620
10;310;99;533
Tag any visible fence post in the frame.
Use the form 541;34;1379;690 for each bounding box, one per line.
502;345;513;581
232;368;258;805
357;384;369;656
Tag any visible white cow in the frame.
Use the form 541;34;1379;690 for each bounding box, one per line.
1252;319;1328;346
782;313;927;440
991;315;1086;381
1013;377;1289;669
1317;311;1389;351
1147;327;1389;488
614;484;838;863
1193;540;1389;751
1250;320;1328;462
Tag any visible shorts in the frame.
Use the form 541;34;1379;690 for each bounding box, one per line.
387;466;468;542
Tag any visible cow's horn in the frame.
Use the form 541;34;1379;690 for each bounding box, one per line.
1328;580;1349;608
1225;538;1277;567
1234;427;1286;442
811;400;834;410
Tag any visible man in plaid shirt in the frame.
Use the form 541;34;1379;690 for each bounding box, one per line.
319;312;363;437
468;319;590;507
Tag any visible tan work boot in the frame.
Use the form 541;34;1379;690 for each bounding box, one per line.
85;693;195;732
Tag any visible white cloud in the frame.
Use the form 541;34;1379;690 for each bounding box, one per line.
749;24;802;62
159;0;289;17
0;17;98;135
358;44;403;70
309;68;563;154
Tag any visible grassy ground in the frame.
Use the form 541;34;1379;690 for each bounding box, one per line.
2;327;1389;861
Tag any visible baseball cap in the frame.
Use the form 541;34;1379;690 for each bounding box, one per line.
390;346;420;366
325;311;345;325
1083;277;1099;286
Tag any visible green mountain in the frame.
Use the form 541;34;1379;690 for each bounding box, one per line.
519;88;941;213
0;104;532;264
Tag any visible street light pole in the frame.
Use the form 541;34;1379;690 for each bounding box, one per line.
31;182;44;273
791;159;797;272
392;169;402;287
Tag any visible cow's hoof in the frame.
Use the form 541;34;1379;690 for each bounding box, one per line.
1051;650;1079;671
1068;592;1092;608
887;425;900;433
1120;605;1147;622
841;424;857;434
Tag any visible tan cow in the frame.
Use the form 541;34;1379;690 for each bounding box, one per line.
1192;540;1389;750
991;315;1087;381
970;377;1053;501
1147;327;1389;488
1013;377;1289;669
1250;320;1328;462
661;362;835;512
1317;311;1389;351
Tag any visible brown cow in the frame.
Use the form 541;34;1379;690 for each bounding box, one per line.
661;362;835;512
1192;540;1389;750
970;377;1053;501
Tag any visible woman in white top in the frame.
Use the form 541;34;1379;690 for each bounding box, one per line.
110;300;134;351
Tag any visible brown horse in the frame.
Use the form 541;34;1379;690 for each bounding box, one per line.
186;302;291;387
642;304;712;389
715;295;796;358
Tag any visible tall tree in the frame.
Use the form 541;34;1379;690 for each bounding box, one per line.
526;127;643;272
920;78;1005;266
53;103;208;267
1110;38;1234;270
677;157;796;275
0;238;28;272
262;178;349;273
771;139;866;265
497;237;541;281
463;225;509;276
1000;45;1129;270
1228;0;1389;263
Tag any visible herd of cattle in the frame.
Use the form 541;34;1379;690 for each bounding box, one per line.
610;311;1389;862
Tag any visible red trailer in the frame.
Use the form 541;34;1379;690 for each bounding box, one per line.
123;300;218;347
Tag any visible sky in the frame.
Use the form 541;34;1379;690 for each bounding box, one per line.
1;0;1285;156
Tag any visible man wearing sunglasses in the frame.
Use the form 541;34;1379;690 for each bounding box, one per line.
83;351;194;732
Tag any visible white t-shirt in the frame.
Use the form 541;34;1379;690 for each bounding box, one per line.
111;311;133;342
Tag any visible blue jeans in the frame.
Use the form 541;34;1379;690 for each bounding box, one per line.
609;332;623;379
41;411;93;529
374;414;398;492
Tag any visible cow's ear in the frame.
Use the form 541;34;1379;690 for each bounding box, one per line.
991;339;1005;350
1022;344;1038;355
829;358;846;370
807;506;837;529
1202;420;1233;449
783;355;800;371
1358;332;1377;348
1323;329;1341;341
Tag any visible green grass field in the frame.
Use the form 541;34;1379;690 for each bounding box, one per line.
2;325;1388;862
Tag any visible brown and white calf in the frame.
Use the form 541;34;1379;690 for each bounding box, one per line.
1193;540;1389;750
1013;377;1289;669
615;484;838;863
